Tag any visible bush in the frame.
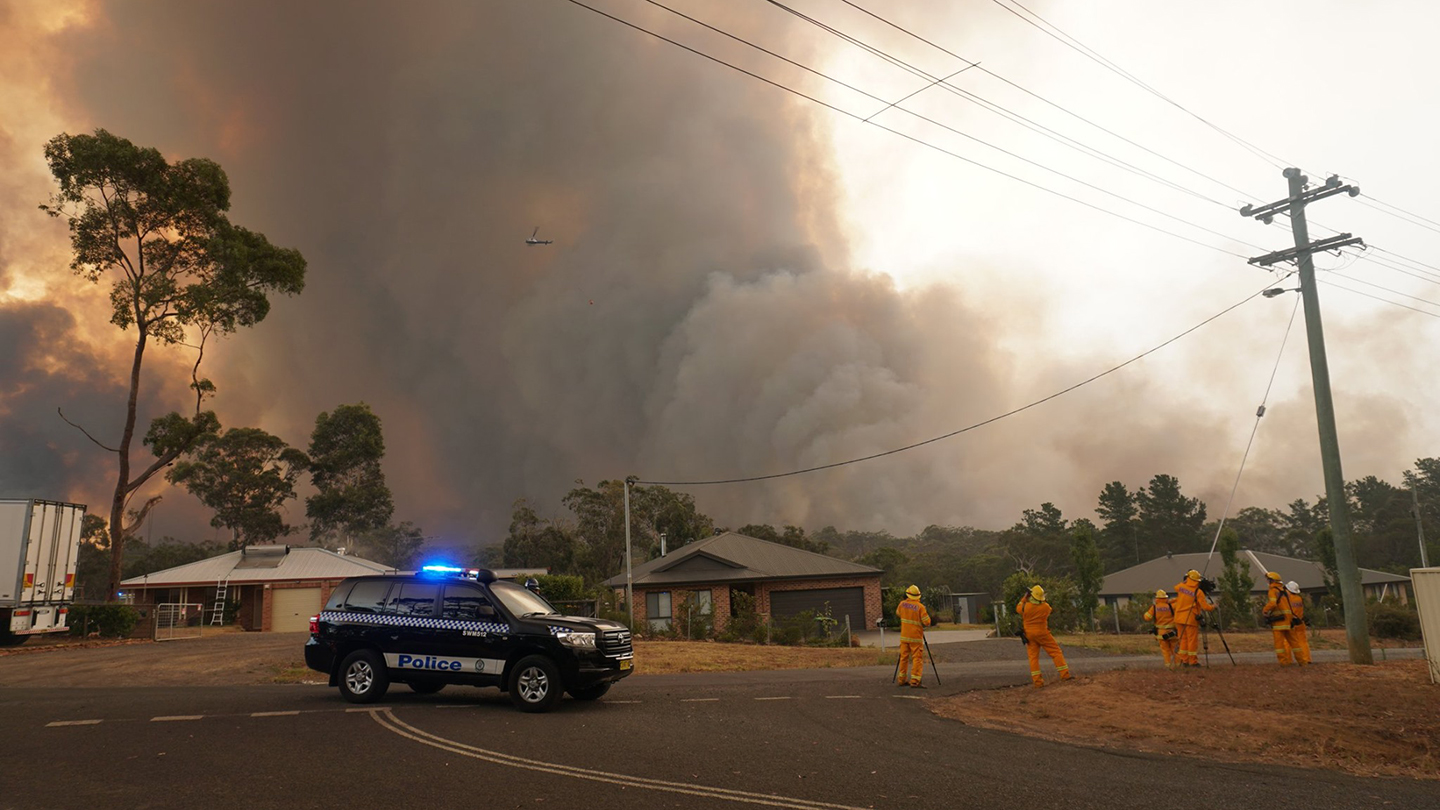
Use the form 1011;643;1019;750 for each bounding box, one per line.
67;604;139;638
718;590;763;643
1367;601;1421;641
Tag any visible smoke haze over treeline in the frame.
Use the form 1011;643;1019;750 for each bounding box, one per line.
2;0;1435;550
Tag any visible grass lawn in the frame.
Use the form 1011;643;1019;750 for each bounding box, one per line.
633;640;892;675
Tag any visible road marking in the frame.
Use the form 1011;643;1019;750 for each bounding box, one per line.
346;707;384;713
680;698;720;703
754;696;791;701
47;720;102;727
608;700;642;704
372;709;870;809
250;711;300;717
892;695;924;700
151;715;203;722
824;695;861;699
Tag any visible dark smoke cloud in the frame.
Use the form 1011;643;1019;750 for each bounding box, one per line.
5;0;1431;549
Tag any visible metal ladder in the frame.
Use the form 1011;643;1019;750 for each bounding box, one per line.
210;578;229;626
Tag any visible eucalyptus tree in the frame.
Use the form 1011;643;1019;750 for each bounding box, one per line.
42;129;305;597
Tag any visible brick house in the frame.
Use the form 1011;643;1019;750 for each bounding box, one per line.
1099;550;1412;608
120;545;395;632
602;532;883;632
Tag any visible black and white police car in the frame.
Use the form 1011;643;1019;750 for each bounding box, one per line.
304;566;634;712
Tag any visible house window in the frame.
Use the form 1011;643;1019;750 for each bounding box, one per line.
646;591;672;630
691;589;712;614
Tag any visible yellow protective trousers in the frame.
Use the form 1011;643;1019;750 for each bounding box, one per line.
1026;631;1070;686
1176;623;1201;665
1157;635;1178;668
1291;625;1312;665
897;639;925;685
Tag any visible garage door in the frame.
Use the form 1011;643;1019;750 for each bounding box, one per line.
270;587;321;632
769;587;866;627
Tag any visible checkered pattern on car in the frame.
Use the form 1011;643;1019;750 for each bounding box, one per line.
319;611;509;634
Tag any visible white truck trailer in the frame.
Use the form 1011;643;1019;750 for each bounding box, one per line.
1;499;86;647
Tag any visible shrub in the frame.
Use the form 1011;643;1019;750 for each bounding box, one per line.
67;604;139;638
1367;601;1421;641
719;590;763;643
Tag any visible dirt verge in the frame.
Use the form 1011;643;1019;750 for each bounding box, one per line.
933;660;1440;780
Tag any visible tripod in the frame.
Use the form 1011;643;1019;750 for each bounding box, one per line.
889;635;942;685
1199;612;1236;667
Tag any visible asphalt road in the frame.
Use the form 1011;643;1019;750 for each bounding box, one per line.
1;645;1432;810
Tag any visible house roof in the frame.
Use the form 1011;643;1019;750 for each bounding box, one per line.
121;546;395;587
1100;550;1411;597
602;531;880;588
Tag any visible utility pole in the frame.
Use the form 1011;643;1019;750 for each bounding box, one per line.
624;477;635;630
1241;169;1372;664
1408;472;1430;569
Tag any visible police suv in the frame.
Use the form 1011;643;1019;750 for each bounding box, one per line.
304;566;634;712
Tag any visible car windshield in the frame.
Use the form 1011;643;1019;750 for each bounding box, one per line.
490;580;559;617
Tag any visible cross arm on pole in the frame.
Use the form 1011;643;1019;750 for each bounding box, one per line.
1248;234;1364;267
1239;175;1361;223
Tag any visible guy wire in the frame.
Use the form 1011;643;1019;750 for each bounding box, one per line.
1202;282;1301;576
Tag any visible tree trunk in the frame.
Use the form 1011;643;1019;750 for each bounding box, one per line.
107;330;147;601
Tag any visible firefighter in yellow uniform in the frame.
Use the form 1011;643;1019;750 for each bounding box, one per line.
1143;589;1178;669
1284;580;1311;665
1018;585;1071;687
895;585;932;687
1171;569;1216;667
1262;571;1300;665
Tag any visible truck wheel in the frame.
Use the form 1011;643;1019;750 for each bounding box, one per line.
407;681;445;695
508;655;562;713
338;650;389;703
568;682;611;701
0;632;26;648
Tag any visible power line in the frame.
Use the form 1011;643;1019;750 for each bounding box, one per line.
559;0;1252;258
758;0;1234;211
1320;279;1440;321
1203;292;1301;573
1328;270;1440;309
837;0;1266;205
1353;196;1440;237
1346;251;1440;288
637;284;1269;485
742;0;1265;251
988;0;1291;171
1371;246;1440;280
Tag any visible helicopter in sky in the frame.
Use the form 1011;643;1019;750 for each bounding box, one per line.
525;227;553;246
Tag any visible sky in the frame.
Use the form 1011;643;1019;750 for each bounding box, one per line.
1;0;1437;552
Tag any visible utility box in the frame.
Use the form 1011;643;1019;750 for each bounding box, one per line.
1412;567;1440;685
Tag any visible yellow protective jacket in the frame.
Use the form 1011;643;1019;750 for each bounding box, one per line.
1144;598;1176;633
1171;580;1215;626
1263;583;1293;630
1285;591;1306;625
897;597;931;642
1017;596;1052;636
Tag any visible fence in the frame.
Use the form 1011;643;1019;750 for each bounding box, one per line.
154;603;204;641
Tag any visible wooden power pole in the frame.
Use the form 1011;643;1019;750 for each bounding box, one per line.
1241;169;1372;664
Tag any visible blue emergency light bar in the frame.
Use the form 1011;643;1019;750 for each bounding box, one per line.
420;564;465;574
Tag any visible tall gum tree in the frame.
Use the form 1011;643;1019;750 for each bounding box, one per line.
41;129;305;599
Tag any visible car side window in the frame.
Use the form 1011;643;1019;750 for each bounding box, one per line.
324;581;356;611
343;580;391;613
388;583;440;617
442;585;498;621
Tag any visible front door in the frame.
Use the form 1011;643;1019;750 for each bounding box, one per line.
435;583;509;682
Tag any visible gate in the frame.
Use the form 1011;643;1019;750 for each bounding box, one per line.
154;602;204;641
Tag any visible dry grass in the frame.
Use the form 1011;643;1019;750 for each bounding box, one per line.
1055;628;1420;656
632;640;893;675
934;659;1440;780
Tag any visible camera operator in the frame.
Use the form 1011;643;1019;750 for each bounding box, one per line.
895;585;932;688
1143;589;1179;669
1171;569;1216;667
1284;581;1311;665
1018;585;1072;687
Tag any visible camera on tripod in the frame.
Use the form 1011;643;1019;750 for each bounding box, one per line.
1197;576;1217;595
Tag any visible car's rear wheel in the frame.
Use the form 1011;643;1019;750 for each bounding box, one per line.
568;682;611;701
407;681;445;695
338;650;389;703
508;655;563;713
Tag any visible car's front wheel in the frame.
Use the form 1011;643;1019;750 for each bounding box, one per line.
338;650;389;704
508;655;563;713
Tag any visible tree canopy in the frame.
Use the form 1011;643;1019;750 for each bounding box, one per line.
168;427;308;548
306;403;394;547
42;129;305;598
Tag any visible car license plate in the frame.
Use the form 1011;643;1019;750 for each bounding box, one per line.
619;659;632;671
